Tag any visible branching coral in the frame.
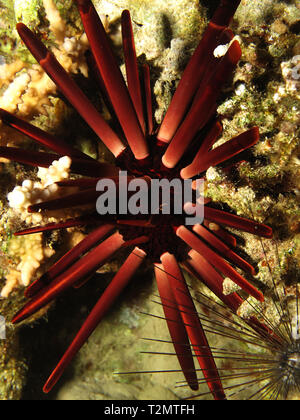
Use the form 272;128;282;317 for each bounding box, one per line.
8;156;72;222
0;0;89;135
1;155;77;296
2;235;55;297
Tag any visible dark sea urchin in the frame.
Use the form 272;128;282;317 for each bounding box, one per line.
186;243;300;400
0;0;280;399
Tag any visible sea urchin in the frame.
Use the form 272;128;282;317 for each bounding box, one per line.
0;0;275;400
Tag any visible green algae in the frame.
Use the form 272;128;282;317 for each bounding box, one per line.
0;286;28;399
0;328;27;400
0;0;43;64
14;0;41;26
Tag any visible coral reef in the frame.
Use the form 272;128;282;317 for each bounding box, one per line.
2;155;80;296
0;0;299;400
0;0;89;139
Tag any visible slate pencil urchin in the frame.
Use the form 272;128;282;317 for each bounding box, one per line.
0;0;276;399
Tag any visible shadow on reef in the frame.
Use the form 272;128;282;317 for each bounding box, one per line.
19;266;153;400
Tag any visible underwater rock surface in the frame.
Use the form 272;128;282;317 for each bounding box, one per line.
0;0;299;400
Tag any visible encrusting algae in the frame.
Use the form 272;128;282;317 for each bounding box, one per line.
0;0;299;400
